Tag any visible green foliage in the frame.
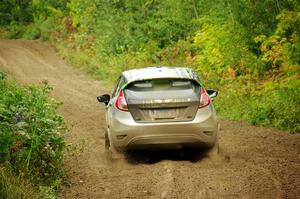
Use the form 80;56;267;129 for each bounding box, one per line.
30;0;67;41
22;23;41;39
6;21;26;39
0;0;68;40
0;0;34;26
66;0;198;55
215;79;300;133
256;10;300;69
59;0;300;132
1;0;299;132
0;71;65;197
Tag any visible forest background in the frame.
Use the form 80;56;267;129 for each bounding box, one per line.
1;0;299;133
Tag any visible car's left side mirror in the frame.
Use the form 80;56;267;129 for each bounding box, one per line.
206;89;218;99
97;94;110;105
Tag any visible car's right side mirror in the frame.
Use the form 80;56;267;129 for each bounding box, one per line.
97;94;110;105
206;89;218;99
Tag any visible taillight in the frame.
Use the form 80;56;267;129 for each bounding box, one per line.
115;90;129;111
199;87;211;108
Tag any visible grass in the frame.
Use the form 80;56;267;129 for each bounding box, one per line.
0;166;41;199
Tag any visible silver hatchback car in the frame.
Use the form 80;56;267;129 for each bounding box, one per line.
97;67;219;158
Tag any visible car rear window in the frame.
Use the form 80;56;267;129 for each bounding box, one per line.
126;79;199;91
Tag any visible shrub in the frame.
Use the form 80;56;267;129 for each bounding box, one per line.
215;77;300;133
0;71;66;196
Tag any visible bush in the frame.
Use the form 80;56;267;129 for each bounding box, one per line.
6;21;25;39
215;78;300;133
22;24;41;40
0;71;65;196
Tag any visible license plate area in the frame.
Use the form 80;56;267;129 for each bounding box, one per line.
151;108;176;120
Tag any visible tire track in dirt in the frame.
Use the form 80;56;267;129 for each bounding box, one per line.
0;39;299;199
156;162;175;198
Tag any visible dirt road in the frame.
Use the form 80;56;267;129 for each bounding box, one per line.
0;39;299;199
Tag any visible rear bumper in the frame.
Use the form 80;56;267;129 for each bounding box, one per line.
108;106;219;151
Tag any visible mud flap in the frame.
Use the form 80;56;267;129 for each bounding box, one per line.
207;124;220;157
105;130;124;165
207;141;219;157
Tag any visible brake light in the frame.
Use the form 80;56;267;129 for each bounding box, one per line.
199;87;211;108
115;90;128;111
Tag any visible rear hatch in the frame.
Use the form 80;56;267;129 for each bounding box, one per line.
124;79;200;123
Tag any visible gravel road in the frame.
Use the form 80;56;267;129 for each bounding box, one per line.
0;39;299;199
